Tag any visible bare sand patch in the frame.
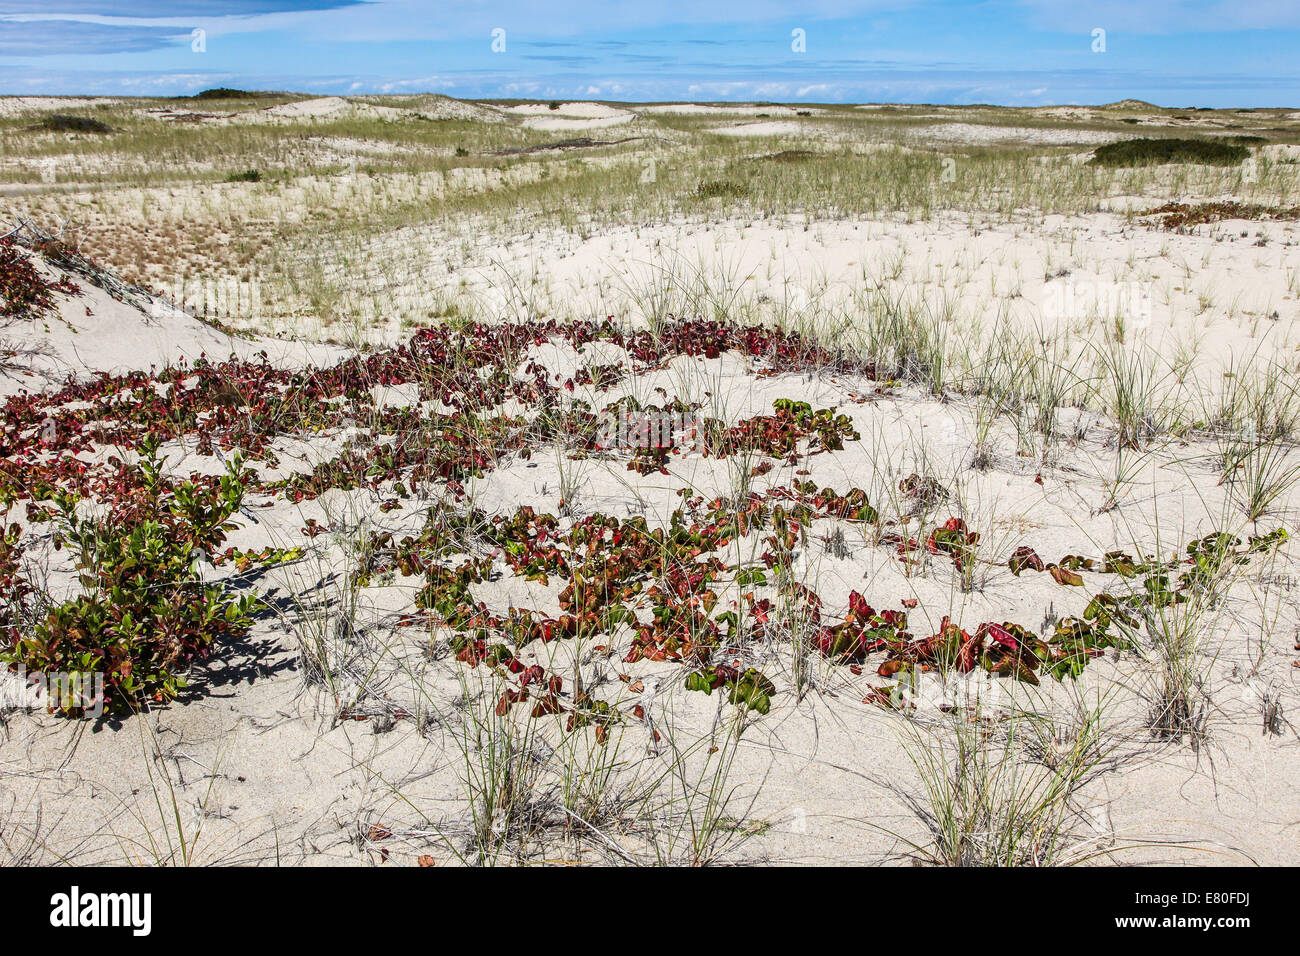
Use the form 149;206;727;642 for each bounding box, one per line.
507;101;630;118
0;96;122;117
908;123;1122;146
642;104;819;117
521;113;636;132
707;120;806;137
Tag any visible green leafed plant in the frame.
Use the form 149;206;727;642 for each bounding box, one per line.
1;438;257;714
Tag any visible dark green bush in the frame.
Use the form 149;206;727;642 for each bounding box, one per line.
37;114;112;134
1089;138;1249;167
193;88;251;100
225;169;262;183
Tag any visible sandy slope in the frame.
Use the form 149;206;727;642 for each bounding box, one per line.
0;249;344;398
506;102;638;132
907;123;1122;146
0;97;123;117
337;210;1300;402
707;121;807;137
2;342;1297;864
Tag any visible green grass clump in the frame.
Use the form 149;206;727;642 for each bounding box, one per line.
225;168;262;183
1088;138;1248;167
692;179;748;199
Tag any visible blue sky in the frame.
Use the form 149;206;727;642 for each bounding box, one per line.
0;1;1296;106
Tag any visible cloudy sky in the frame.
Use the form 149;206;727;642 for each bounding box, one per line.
0;1;1295;106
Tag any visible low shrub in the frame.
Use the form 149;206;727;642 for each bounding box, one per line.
1088;138;1248;167
1144;200;1300;229
37;114;113;134
1;439;258;715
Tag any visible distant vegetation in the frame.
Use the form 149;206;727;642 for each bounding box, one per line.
225;169;262;183
193;88;253;100
1089;137;1249;167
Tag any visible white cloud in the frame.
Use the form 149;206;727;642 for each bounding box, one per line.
1014;0;1300;34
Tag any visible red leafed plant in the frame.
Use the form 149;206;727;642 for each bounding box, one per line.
0;314;1289;722
0;237;81;323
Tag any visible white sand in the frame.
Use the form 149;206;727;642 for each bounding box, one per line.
4;254;1297;862
266;96;352;119
507;102;638;132
0;97;121;117
908;123;1122;146
521;113;636;132
642;104;819;116
505;101;629;119
707;120;806;137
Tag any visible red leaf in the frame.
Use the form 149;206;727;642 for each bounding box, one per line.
877;659;906;677
1009;546;1045;575
982;622;1019;651
848;590;873;620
